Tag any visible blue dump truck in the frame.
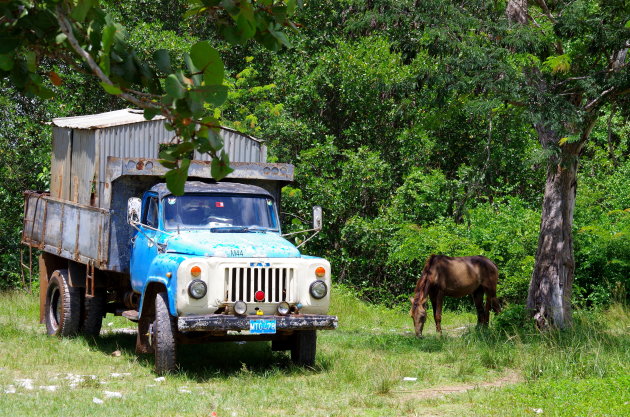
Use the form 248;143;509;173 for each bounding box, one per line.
22;109;337;373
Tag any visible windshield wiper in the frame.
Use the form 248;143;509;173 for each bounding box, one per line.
210;226;248;233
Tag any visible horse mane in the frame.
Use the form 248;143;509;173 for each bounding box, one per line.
413;254;439;306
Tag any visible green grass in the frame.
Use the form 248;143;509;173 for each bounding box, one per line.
0;287;628;416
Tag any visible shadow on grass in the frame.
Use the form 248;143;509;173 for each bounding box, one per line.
83;332;330;380
362;333;448;353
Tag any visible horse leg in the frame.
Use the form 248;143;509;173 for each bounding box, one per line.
472;287;485;326
431;290;444;335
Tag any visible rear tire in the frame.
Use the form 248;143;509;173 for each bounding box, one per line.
81;290;106;337
153;292;177;374
45;269;81;337
290;330;317;366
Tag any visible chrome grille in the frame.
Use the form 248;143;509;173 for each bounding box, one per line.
225;267;293;303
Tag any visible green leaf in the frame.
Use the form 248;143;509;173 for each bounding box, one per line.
71;0;95;22
211;151;234;180
542;54;571;74
55;33;67;44
101;24;117;54
625;20;630;29
153;49;172;74
175;141;196;155
208;129;223;151
25;51;36;72
158;159;178;169
165;158;191;196
287;0;297;16
143;108;160;120
194;85;228;106
183;6;204;19
236;13;256;40
165;74;186;99
183;53;197;74
0;54;13;71
99;82;122;95
190;41;224;85
267;23;292;49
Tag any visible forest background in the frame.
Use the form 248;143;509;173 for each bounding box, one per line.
0;0;628;318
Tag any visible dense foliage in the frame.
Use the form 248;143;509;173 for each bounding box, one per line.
1;0;628;311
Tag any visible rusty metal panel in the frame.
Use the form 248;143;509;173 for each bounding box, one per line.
22;192;110;267
69;129;97;205
97;119;173;208
50;127;72;200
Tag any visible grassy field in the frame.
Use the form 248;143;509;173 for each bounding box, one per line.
0;286;628;416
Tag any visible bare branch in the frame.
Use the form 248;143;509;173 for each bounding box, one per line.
584;86;630;112
55;6;156;111
535;0;557;24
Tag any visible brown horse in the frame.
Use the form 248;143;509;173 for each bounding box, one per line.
409;255;500;337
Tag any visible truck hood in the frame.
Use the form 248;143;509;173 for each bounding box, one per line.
163;231;300;258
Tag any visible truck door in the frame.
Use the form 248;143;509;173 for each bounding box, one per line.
130;193;160;292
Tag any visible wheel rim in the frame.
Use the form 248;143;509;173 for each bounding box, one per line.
50;287;61;330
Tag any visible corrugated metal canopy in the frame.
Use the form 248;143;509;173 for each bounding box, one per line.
52;109;163;129
51;109;265;144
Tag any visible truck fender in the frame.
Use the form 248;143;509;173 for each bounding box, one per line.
138;278;177;319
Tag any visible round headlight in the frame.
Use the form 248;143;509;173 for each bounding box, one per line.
309;280;328;299
234;300;247;315
188;279;207;299
277;301;290;316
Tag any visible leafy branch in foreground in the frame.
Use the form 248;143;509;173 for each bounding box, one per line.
0;0;301;193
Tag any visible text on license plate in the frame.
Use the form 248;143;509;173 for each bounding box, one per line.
249;319;276;334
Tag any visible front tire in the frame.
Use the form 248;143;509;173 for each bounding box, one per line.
290;330;317;366
153;292;177;374
45;269;81;337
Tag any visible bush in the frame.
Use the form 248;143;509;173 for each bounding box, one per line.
493;304;533;332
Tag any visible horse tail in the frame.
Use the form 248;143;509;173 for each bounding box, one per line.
475;256;501;314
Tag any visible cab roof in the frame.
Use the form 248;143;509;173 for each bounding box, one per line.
149;181;273;199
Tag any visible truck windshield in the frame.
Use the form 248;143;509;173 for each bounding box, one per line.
162;194;279;231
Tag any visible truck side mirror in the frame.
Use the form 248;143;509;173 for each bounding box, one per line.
127;197;141;224
312;206;323;231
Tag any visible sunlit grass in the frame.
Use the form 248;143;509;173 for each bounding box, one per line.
0;287;628;416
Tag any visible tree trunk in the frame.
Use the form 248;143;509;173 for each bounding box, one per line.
527;126;585;329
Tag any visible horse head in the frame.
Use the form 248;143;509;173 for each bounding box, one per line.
409;294;428;337
409;255;436;337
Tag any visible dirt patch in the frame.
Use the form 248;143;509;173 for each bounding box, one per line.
394;370;522;401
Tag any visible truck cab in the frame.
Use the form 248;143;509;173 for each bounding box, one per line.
127;181;336;372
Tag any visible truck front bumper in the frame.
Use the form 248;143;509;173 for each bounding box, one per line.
178;314;338;332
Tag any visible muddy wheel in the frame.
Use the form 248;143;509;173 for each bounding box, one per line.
81;290;106;337
153;292;177;374
290;330;317;366
45;269;81;337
